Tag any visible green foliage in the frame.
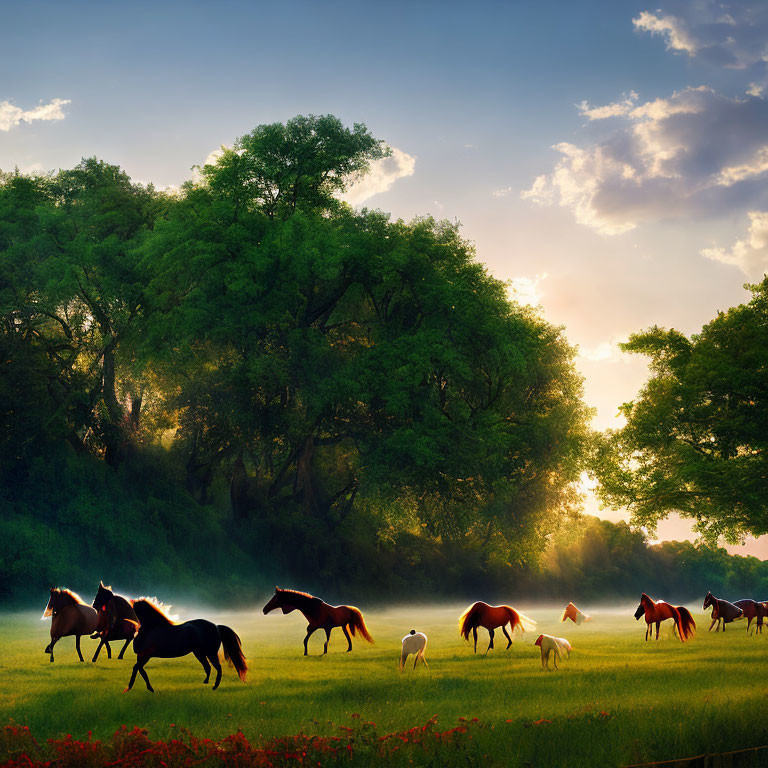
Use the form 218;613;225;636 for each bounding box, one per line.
593;279;768;541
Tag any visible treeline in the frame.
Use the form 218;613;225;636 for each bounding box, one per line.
1;114;766;608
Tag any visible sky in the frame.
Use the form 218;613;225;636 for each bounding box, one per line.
2;0;767;555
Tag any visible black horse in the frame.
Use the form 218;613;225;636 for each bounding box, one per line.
91;582;139;662
124;599;247;692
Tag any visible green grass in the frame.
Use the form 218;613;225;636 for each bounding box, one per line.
3;604;768;766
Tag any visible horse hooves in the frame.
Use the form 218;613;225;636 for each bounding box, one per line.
123;687;130;693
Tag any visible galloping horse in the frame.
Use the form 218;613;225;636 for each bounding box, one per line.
42;588;98;662
733;599;766;634
561;602;591;625
124;599;247;692
91;582;139;662
633;593;695;642
703;592;743;631
262;587;374;655
458;601;536;654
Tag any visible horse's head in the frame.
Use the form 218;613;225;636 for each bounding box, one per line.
42;588;57;619
263;588;295;615
703;592;714;609
534;634;544;646
563;603;577;622
92;582;114;613
633;597;647;621
95;598;116;634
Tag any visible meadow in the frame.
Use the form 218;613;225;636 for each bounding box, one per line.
3;604;768;767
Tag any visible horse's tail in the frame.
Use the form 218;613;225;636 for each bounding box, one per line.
218;625;248;681
459;603;482;641
347;607;374;644
507;606;537;634
677;607;696;641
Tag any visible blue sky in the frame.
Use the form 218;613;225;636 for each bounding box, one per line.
3;0;768;554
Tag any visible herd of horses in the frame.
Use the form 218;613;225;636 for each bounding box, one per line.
41;585;767;691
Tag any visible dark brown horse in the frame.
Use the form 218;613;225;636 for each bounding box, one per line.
91;582;139;662
703;592;743;631
42;588;98;662
633;594;695;642
262;587;374;655
733;599;766;634
458;601;536;654
125;599;247;692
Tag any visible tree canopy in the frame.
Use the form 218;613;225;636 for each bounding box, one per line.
594;279;768;541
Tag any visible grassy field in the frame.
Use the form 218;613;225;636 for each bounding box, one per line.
3;603;768;766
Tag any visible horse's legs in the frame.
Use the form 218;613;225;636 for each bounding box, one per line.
75;635;84;662
342;625;352;652
194;651;211;683
92;638;106;663
541;647;546;669
472;627;478;653
709;617;717;631
125;654;152;692
137;658;154;693
323;628;331;655
46;636;59;662
303;626;318;656
645;623;649;641
553;649;560;670
485;628;495;654
655;622;660;640
209;655;222;690
747;617;752;634
118;638;131;660
420;652;428;669
502;626;513;649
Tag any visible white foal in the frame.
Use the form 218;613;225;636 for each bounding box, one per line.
400;629;428;671
534;634;572;670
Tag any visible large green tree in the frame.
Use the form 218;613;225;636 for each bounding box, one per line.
594;279;768;540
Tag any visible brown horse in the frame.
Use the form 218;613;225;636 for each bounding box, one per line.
703;592;743;631
42;588;98;662
91;582;139;662
458;601;536;654
733;599;766;635
262;587;374;655
633;593;695;642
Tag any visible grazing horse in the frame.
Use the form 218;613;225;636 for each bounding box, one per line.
458;601;536;654
535;634;571;670
42;588;98;662
91;582;139;662
124;599;247;692
733;599;766;635
703;592;743;631
561;602;591;625
262;587;374;655
634;593;695;642
400;630;428;671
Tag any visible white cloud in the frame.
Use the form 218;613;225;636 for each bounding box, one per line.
701;210;768;277
492;186;514;198
634;1;768;69
522;87;768;234
508;273;548;307
341;146;415;205
578;339;631;364
0;98;70;131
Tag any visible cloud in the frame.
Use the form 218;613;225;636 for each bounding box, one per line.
579;339;632;364
341;147;415;205
522;87;768;234
701;210;768;277
508;273;548;307
634;1;768;70
492;186;514;198
0;98;70;132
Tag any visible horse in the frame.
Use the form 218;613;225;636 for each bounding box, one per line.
41;588;98;662
633;593;695;642
703;592;743;631
561;602;591;625
535;634;571;670
262;587;374;656
124;599;247;692
733;599;766;635
458;601;536;654
400;630;428;671
91;582;139;662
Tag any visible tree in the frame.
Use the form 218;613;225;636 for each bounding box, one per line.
594;279;768;541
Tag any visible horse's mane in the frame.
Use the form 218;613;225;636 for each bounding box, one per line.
55;588;86;605
132;597;177;624
278;587;317;601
